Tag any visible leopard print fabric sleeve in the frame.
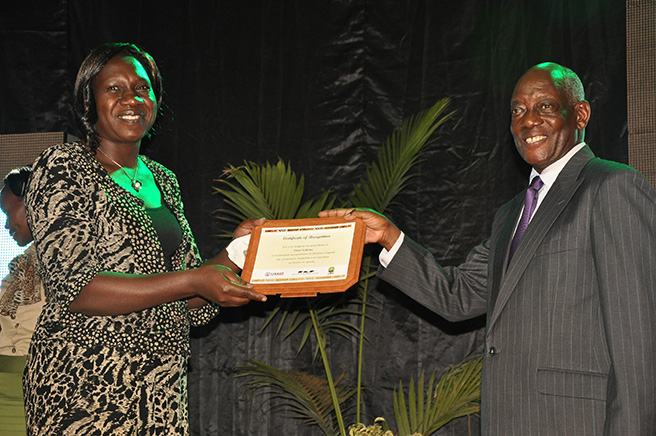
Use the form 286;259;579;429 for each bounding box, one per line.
25;142;219;356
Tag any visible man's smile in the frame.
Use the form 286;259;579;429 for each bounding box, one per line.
525;135;547;144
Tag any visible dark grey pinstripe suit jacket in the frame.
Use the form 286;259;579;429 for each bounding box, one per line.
378;145;656;435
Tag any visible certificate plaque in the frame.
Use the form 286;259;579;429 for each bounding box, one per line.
241;217;366;297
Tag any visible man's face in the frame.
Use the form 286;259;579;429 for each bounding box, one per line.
510;68;590;173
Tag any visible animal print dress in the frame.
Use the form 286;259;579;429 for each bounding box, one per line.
24;142;220;435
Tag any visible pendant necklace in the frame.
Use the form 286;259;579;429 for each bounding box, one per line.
97;147;143;192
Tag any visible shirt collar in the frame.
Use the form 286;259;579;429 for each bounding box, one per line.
529;142;586;188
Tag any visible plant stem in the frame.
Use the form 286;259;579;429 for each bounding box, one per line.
310;306;347;436
356;255;372;423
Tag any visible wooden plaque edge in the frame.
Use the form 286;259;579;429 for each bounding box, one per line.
241;217;366;297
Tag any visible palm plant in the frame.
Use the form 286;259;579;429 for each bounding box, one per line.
213;99;459;436
215;159;335;226
393;354;482;436
236;359;357;435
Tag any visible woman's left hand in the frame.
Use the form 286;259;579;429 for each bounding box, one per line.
191;263;267;307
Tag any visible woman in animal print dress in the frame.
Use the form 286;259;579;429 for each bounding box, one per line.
23;43;267;435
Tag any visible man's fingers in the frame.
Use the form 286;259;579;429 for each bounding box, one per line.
319;208;354;218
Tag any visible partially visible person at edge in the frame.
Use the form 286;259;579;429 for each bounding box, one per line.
320;62;656;435
0;166;44;436
23;42;267;435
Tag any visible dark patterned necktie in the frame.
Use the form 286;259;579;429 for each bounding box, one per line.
508;176;544;262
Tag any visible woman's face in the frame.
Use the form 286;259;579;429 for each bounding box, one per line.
92;55;157;148
0;188;32;246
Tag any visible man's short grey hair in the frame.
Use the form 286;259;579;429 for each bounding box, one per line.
535;62;586;106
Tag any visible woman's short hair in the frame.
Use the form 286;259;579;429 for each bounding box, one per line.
3;166;32;198
73;42;164;152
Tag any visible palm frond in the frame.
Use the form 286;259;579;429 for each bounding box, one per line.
297;190;337;219
213;159;335;237
394;354;482;436
350;98;454;213
237;359;357;436
260;295;367;357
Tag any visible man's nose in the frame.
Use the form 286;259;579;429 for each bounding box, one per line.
522;108;543;127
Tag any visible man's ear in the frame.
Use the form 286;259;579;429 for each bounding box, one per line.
575;100;591;130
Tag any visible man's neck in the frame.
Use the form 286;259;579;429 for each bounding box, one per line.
530;142;586;184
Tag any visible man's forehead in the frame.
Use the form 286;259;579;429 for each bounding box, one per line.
512;73;559;98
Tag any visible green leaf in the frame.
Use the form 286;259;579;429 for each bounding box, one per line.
213;159;335;228
237;359;357;436
350;98;454;213
393;354;483;436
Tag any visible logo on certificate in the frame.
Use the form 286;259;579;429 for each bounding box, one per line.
265;271;285;277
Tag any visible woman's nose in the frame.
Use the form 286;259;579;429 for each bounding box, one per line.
121;91;143;104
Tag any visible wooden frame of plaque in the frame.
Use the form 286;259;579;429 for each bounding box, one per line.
241;217;366;297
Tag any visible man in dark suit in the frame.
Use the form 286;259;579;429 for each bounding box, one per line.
320;62;656;435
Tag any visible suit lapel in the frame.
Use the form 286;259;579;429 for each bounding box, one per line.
487;146;596;332
488;194;523;310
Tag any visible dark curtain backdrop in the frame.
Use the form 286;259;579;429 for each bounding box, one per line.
1;1;626;435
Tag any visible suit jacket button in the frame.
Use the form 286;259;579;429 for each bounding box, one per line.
488;346;498;355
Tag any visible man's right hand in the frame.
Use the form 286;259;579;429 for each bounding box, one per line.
318;208;401;250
